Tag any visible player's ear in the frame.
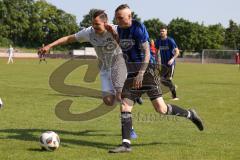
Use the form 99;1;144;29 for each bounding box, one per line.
129;11;132;19
129;14;131;19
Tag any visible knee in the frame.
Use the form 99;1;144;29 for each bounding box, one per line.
121;99;133;112
103;96;115;106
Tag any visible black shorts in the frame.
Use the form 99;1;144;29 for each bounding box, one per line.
122;65;162;101
160;64;175;80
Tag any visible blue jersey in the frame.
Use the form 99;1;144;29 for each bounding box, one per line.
155;37;178;66
117;20;155;63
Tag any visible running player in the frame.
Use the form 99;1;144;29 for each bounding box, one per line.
39;10;137;138
109;4;204;153
155;25;179;100
7;45;14;64
235;50;240;70
38;44;47;64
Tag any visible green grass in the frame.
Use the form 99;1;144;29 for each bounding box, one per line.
0;59;240;160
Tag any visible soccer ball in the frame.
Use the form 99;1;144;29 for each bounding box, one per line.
0;98;3;109
39;131;60;151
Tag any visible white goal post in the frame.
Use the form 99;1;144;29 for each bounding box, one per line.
201;49;238;64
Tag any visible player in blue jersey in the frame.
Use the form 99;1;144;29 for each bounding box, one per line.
108;4;204;153
155;25;179;100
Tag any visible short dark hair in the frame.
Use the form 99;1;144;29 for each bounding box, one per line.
160;25;168;30
115;4;130;13
92;10;108;22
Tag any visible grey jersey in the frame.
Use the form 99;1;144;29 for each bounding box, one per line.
74;26;127;92
75;26;122;71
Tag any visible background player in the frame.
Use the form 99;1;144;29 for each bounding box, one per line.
38;44;48;64
7;45;14;64
235;49;240;70
155;25;179;100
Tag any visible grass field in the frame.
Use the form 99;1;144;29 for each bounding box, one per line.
0;59;240;160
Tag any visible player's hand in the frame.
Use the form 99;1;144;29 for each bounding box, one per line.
104;24;114;32
104;24;119;42
133;72;144;89
39;45;51;54
168;58;174;65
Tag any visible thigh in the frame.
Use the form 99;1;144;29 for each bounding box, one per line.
122;77;143;101
121;98;134;112
144;70;162;101
100;70;115;97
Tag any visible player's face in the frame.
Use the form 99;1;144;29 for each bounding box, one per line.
92;16;106;34
115;9;132;28
160;29;167;39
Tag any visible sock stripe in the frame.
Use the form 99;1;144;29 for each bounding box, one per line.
123;139;131;144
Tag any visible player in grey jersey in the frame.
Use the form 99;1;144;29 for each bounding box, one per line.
40;10;125;105
39;10;137;138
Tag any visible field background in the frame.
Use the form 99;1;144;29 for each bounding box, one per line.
0;59;240;160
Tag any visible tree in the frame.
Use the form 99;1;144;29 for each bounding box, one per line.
225;20;240;49
206;24;225;49
0;1;12;46
0;0;34;45
0;1;9;38
143;18;165;40
0;0;79;48
132;11;141;22
168;18;196;55
168;18;225;55
80;9;98;28
28;0;78;47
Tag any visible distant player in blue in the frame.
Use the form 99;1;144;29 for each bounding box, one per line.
155;25;180;100
109;4;204;153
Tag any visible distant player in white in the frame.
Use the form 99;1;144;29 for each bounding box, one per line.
7;45;14;64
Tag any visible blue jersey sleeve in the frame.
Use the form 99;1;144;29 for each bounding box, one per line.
169;38;178;49
134;23;149;43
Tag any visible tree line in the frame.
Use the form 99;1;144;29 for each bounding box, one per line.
1;0;240;53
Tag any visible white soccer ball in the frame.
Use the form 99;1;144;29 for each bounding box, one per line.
0;98;3;109
40;131;60;151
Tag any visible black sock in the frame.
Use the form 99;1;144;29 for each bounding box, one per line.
121;112;132;147
167;104;190;118
171;89;177;98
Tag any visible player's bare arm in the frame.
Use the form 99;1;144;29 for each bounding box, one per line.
155;48;161;65
168;47;180;65
133;41;150;89
40;35;77;53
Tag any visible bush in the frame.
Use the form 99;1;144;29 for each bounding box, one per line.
0;37;13;47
